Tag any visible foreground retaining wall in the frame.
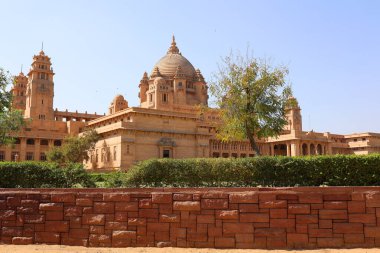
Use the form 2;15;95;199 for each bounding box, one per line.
1;187;380;249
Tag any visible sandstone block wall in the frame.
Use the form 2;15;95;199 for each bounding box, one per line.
1;187;380;248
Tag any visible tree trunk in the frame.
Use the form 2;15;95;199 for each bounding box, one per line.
244;87;260;156
245;122;261;156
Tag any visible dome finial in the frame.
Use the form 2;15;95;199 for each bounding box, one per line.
167;34;180;54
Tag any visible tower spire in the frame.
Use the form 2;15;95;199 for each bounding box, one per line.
20;64;23;74
41;41;44;51
167;34;180;54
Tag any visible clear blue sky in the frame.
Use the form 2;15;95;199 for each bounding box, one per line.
1;0;379;134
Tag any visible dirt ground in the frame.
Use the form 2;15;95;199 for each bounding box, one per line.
0;245;379;253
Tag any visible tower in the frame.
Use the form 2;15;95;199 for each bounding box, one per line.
286;96;302;133
139;72;149;104
24;50;55;120
11;71;28;112
108;94;128;114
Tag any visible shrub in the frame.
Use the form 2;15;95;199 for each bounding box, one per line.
122;155;380;187
0;162;95;188
89;172;127;188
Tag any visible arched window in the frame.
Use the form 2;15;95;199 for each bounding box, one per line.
317;144;323;155
302;143;308;156
310;144;316;155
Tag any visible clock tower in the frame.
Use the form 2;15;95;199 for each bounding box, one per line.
24;50;55;120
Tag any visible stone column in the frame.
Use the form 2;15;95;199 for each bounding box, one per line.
286;144;291;157
34;139;40;161
5;145;11;161
20;138;27;161
291;142;298;156
327;143;333;155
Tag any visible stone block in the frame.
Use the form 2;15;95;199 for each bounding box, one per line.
201;199;228;209
35;232;60;243
112;230;136;239
223;223;253;234
12;237;33;245
51;193;75;203
229;193;258;203
94;202;114;214
288;204;310;214
82;214;105;225
45;221;69;232
319;209;348;220
39;203;63;211
216;210;239;219
103;193;130;202
152;193;172;203
240;213;269;223
215;237;235;248
173;201;200;211
115;201;138;211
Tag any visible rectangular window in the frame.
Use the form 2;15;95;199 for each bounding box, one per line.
11;152;19;161
0;151;4;161
40;139;49;145
26;152;34;161
95;150;98;162
162;93;168;103
106;147;110;162
113;146;117;161
163;149;170;158
212;152;220;158
40;153;46;161
149;94;153;102
39;73;47;80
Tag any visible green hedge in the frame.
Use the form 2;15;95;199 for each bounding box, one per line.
0;162;95;188
123;155;380;187
2;155;380;188
89;172;127;188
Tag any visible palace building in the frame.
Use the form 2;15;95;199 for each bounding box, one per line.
2;36;380;170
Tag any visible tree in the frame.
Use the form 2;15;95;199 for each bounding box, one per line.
209;51;292;156
0;68;25;145
47;129;100;164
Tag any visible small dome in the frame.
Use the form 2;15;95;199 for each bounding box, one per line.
113;94;125;102
153;77;166;85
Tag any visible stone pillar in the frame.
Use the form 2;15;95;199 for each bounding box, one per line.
34;139;40;161
307;143;311;156
286;144;291;157
270;143;274;156
291;142;298;156
20;138;27;161
5;145;11;161
327;144;333;155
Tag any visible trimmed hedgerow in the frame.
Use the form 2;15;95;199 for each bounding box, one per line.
89;172;127;188
0;162;95;188
122;155;380;187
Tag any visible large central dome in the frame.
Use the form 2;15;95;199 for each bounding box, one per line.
151;36;196;78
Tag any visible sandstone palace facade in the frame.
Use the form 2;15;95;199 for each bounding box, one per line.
2;37;380;170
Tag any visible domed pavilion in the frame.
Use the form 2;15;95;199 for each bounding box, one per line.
139;36;208;110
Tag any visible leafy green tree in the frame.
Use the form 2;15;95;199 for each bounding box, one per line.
47;129;100;164
0;68;25;145
209;52;292;156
